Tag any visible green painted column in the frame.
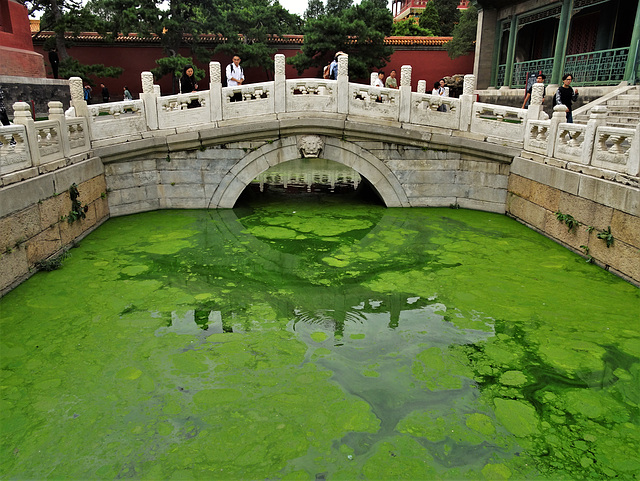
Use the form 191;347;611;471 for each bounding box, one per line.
623;0;640;84
551;0;574;85
489;18;502;87
504;16;518;87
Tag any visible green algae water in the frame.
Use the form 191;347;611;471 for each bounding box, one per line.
1;198;639;480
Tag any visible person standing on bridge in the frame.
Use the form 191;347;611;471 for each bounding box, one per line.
554;74;579;123
385;70;398;89
226;55;244;102
180;65;201;108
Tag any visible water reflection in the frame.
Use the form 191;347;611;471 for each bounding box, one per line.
2;201;638;480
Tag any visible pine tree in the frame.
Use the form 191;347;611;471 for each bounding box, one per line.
445;5;477;59
432;0;460;37
305;0;325;19
418;1;441;36
289;0;393;81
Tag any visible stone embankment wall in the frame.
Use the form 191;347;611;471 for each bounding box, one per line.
0;157;109;294
507;156;640;285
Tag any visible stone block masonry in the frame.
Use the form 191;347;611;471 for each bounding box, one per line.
0;158;109;295
507;157;640;285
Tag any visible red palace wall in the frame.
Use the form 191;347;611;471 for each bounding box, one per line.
31;40;474;99
0;0;45;77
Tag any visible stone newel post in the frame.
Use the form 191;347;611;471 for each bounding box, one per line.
417;80;426;94
370;72;378;87
583;105;608;166
399;65;412;123
526;83;546;121
209;62;223;121
48;101;70;157
274;54;286;114
69;77;89;119
140;71;158;130
546;104;569;157
12;102;40;166
459;74;476;131
337;54;349;115
629;122;640;176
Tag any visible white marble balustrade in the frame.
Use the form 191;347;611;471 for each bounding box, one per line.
1;54;638;184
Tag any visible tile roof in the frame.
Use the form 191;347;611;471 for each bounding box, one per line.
29;22;452;46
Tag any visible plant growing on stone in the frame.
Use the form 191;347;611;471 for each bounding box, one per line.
596;226;614;248
580;245;593;263
555;211;579;232
67;183;88;224
35;251;70;272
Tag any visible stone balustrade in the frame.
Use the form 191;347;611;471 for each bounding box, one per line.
1;55;639;185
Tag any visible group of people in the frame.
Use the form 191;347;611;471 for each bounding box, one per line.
180;55;245;107
82;84;132;103
522;73;579;123
373;70;398;89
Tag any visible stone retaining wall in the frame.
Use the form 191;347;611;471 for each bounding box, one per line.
507;156;640;285
0;157;109;295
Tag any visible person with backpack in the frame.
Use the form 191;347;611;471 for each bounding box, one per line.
329;51;345;80
226;55;244;102
554;74;579;123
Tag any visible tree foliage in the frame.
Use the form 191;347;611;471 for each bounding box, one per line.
22;0;124;81
391;18;434;37
445;5;477;59
432;0;460;37
418;1;441;36
305;0;325;19
289;0;393;81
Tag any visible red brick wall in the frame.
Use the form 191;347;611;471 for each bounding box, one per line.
0;0;45;77
32;41;474;99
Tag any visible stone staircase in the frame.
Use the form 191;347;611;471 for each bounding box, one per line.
574;85;640;127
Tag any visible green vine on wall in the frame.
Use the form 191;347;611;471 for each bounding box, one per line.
555;211;615;251
67;183;88;224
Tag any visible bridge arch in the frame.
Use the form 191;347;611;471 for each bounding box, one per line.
208;135;410;208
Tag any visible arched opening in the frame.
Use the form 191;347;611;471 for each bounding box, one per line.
234;158;386;208
208;136;410;209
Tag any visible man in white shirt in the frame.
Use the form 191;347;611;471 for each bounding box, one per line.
226;55;244;102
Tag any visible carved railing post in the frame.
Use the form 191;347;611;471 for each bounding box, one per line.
584;105;608;166
548;104;568;158
48;101;70;157
12;102;40;166
459;74;476;131
274;54;286;114
140;71;158;130
629;122;640;176
526;83;546;121
370;72;378;86
417;80;426;94
69;77;89;119
399;65;411;123
337;54;349;115
209;62;223;121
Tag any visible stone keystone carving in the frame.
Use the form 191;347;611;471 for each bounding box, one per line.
298;135;324;158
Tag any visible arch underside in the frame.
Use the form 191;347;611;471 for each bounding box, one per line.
208;136;410;209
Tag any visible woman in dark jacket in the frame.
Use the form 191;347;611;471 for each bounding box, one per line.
180;65;200;108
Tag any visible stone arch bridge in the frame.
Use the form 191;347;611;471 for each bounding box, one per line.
1;54;638;290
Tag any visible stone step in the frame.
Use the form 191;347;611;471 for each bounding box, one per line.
616;94;640;102
607;121;639;128
607;100;640;107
